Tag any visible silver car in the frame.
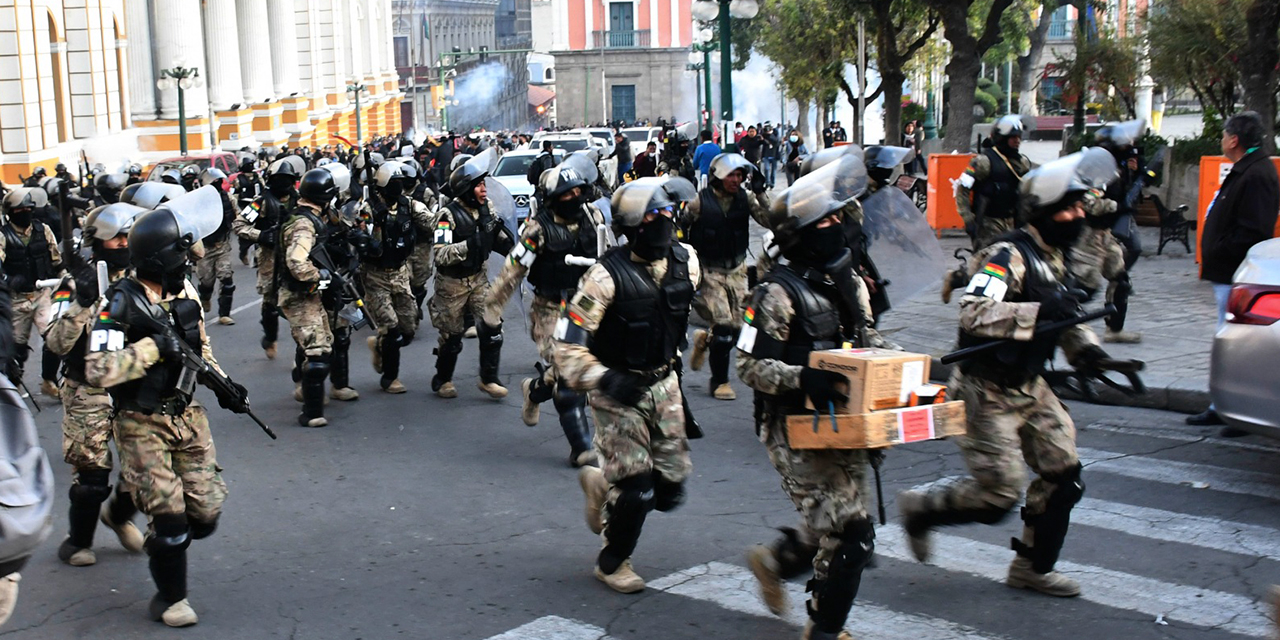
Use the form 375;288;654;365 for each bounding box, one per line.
1210;237;1280;437
490;148;565;225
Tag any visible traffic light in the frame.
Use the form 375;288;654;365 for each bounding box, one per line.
432;86;445;110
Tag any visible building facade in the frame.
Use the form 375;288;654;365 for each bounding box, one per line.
538;0;692;127
0;0;402;184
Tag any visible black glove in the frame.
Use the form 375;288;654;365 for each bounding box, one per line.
799;367;848;410
7;274;30;293
216;380;251;414
598;369;648;406
492;225;516;256
152;334;183;362
479;214;500;235
257;228;277;248
73;267;98;308
1035;287;1084;323
1073;344;1110;372
750;166;768;194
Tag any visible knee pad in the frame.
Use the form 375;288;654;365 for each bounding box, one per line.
69;470;112;503
478;321;504;349
188;515;219;540
613;474;657;516
219;279;236;295
775;527;819;579
400;330;415;347
551;382;581;411
333;328;351;350
652;476;685;513
303;356;331;380
383;328;403;348
198;283;214;299
145;513;191;556
440;334;464;356
711;324;737;341
1042;463;1085;510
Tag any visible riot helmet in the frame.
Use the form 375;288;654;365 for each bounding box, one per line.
84;202;147;269
768;154;867;268
1094;119;1147;160
448;162;488;208
120;181;186;210
31;167;47;179
299;168;340;206
540;164;589;220
448;154;474;173
800;144;865;177
2;187;49;228
1020;147;1118;248
707;153;755;193
160;168;182;185
94;173;129;204
199;167;228;189
610;180;677;262
863;146;913;188
238;156;256;173
127;163;143;178
991;114;1033;156
318;162;352;199
55;163;67;175
266;155;306;197
374;161;417;200
128;187;223;294
352;152;385;186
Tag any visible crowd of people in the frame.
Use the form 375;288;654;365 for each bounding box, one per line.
0;110;1271;639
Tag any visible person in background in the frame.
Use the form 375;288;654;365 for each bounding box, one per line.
633;141;658;179
693;131;721;184
903;121;925;175
1187;110;1280;434
610;132;633;185
781;131;807;186
761;124;780;189
832;121;848;143
738;126;764;168
821;121;835;150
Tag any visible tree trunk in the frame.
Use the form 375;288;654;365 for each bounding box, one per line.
942;49;982;152
796;97;812;144
1241;0;1280;153
882;71;906;147
1017;1;1058;115
1071;1;1088;138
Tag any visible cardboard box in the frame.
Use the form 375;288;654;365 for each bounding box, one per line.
786;401;967;450
806;348;931;414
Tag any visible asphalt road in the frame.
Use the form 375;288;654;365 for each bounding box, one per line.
3;258;1277;640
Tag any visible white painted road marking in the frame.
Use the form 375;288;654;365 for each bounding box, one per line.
876;523;1273;638
1078;447;1280;501
1082;421;1280;455
482;615;618;640
648;561;1010;640
204;296;263;322
1075;497;1280;561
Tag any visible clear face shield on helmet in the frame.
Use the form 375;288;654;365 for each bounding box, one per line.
83;202;148;243
800;144;865;177
1021;147;1119;215
562;150;601;185
153;186;225;244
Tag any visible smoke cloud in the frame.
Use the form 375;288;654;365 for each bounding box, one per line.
726;54;886;145
454;62;512;130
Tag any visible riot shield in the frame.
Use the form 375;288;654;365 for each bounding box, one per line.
859;185;946;306
153;185;224;242
563;150;601;185
800;144;865;176
659;176;697;205
1102;119;1147;147
269;155;308;177
83;202;147;242
769;154;868;230
466;148;500;176
485;176;518;237
121;182;187;209
709;152;757;179
865;146;913;170
1021;149;1119;210
320;162;352;197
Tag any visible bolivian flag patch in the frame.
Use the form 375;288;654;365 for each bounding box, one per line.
983;263;1007;280
52;290;71;302
743;307;755;324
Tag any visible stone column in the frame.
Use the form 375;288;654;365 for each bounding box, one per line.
202;0;244;111
236;0;274;103
267;0;301;97
124;0;156;119
152;0;210;120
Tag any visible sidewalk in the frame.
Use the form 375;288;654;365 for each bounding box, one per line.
879;226;1215;413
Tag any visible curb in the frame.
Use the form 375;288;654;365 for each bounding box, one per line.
929;361;1209;414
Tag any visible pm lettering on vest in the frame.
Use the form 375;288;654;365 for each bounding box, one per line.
89;328;125;352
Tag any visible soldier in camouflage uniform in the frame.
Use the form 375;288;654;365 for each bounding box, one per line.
556;180;701;594
45;203;147;567
194;168;237;325
683;153;770;401
87;202;249;627
430;161;515;399
359;161;432;393
408;162;440;316
899;149;1121;599
484;164;606;467
955;115;1033;251
1;188;63;396
232;156;306;359
736;154;874;640
1070;191;1139;343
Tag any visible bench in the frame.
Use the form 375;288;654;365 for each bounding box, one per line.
1150;194;1193;255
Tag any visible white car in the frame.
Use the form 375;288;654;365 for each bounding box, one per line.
621;126;662;157
531;133;596;155
490;148;566;225
573;127;616;156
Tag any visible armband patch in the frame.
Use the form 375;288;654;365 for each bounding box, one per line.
511;240;536;268
241;202;261;223
958;172;976;189
89;312;125;352
50;288;72;318
434;219;453;244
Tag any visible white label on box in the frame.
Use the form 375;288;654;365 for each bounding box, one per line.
898;406;936;444
899;360;926;403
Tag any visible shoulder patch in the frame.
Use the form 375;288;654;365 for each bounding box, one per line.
964;249;1012;302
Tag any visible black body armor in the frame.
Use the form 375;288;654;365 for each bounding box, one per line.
366;196;417;269
280;208;330;293
750;265;846;413
972;148;1022;221
527;209;596;300
100;278;203;414
2;221;54;292
591;245;694;371
436;200;491;279
688;189;750;269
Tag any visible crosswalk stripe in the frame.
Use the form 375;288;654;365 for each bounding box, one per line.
648;561;1010;640
482;615;618;640
1075;497;1280;561
1082;421;1280;455
1078;446;1280;501
875;523;1273;638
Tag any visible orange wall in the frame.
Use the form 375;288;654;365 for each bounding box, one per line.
677;0;691;47
639;0;650;31
569;0;585;49
564;0;688;50
658;0;671;47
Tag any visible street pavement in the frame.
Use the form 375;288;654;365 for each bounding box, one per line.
3;248;1276;640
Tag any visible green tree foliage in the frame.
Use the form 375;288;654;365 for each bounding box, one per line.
1148;0;1247;121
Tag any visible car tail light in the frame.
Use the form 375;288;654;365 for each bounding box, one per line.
1228;284;1280;325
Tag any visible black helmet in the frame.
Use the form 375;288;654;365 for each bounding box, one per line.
127;163;142;177
93;173;129;204
55;163;67;173
161;168;182;184
266;155;306;195
299;168;339;205
239;157;255;173
120;182;186;209
448;154;473;173
32;166;47;178
128;208;193;291
540;164;588;200
448;162;487;207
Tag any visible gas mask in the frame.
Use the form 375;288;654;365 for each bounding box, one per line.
7;208;32;228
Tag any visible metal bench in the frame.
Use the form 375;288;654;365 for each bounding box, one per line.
1151;194;1193;255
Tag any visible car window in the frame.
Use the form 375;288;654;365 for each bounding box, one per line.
494;155;534;177
548;139;589;153
622;130;650;144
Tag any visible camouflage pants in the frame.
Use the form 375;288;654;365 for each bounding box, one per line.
278;290;333;357
530;295;561;380
589;371;691;486
12;290;50;347
409;242;434;292
692;263;748;329
254;245;276;296
910;370;1078;518
762;415;868;581
972;217;1017;252
1071;227;1126;292
362;264;417;336
429;272;489;341
114;405;228;522
196;240;234;289
59;379;115;472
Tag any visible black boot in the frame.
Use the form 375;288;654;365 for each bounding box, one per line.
412;286;427;321
476;321;506;397
553;386;593;467
380;329;404;393
59;471;111;565
260;304;279;358
330;329;354;394
708;325;736;400
432;334;463;395
146;514;194;625
298;355;330;427
216;278;235;320
105;484;139;528
197;282;214;312
40;346;60;387
806;518;874;636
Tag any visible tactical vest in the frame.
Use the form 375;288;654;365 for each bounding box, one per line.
591;245;694;371
236;174;261;207
956;230;1067;382
688;189;751;269
527;209;597;300
972;148;1022;220
2;221;54;292
755;265;845;412
436;200;491;279
279;208;330;293
367;196;418;269
253;193;294;249
102;278;203;414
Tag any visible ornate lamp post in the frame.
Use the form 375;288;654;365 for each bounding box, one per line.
347;82;367;144
156;65;203;156
692;0;759;151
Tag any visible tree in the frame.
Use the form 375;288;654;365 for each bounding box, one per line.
845;0;940;146
1049;14;1141;126
753;0;859;141
926;0;1018;152
1016;0;1066;115
1241;0;1280;152
1148;0;1247;125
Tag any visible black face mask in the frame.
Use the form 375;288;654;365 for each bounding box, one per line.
630;215;675;262
1032;215;1087;249
995;138;1019;158
790;223;847;267
97;246;131;270
268;182;294;198
7;208;31;228
552;193;586;220
160;265;190;296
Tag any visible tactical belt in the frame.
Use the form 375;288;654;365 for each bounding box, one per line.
960;359;1034;388
116;397;189;417
629;362;675;387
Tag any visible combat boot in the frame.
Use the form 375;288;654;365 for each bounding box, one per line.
217;278;235;325
521;377;550;426
0;574;19;627
297;357;329;427
379;330;406;394
896;490;932;562
261;305;278;359
198;283;213;313
329;336;359;401
476;322;507;399
40;379;58;397
433;335;463;398
367;335;383;373
747;545;787;615
578;466;608;535
713;383;736;400
330;386;359;401
1006;556;1081;597
689;329;710;371
100;487;144;553
708;326;737;400
802;620;853;640
57;537;96;566
594;559;645;594
1103;329;1142;344
151;598;198;627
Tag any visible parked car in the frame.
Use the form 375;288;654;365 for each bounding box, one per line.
146;152;241;183
531;133;595;155
621;126;662;157
573;127;616;156
1210;237;1280;438
490;148;566;225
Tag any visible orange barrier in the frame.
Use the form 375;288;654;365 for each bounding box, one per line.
927;153;974;234
1195;156;1280;265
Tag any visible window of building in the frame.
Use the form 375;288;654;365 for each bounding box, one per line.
395;36;409;67
611;84;636;123
544;68;554;82
1047;5;1072;40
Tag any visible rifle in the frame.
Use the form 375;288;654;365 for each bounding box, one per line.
309;242;376;331
941;305;1116;365
129;300;277;439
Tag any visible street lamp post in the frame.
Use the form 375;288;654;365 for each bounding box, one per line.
347;82;366;144
686;57;705;130
692;0;758;152
157;65;202;156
